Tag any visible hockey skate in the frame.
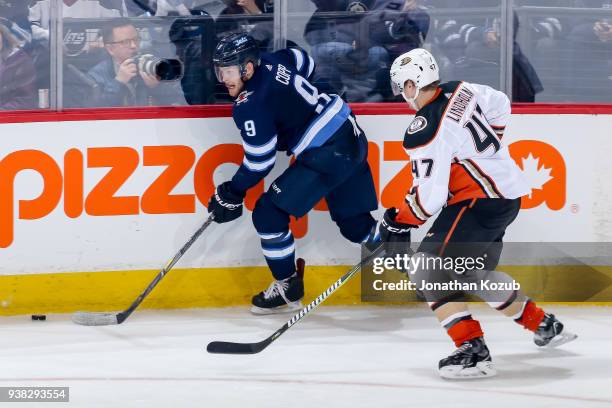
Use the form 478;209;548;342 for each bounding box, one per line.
439;337;496;380
534;313;577;348
250;258;305;315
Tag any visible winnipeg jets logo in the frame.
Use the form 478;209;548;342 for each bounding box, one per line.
234;37;248;47
236;90;254;105
407;116;428;134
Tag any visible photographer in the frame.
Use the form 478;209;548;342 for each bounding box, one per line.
88;17;186;107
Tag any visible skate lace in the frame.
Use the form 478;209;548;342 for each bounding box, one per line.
451;343;473;357
263;279;291;303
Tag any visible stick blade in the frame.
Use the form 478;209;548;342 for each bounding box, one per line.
206;340;267;355
72;311;119;326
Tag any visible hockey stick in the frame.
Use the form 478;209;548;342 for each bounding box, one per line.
72;214;215;326
206;244;385;354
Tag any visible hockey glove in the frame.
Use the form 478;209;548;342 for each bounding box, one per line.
208;181;245;224
379;207;413;258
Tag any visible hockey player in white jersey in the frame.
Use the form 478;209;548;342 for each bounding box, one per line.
377;48;577;379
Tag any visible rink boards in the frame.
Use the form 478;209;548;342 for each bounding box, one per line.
1;108;611;314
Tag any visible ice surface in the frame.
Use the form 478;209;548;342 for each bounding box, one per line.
1;305;611;407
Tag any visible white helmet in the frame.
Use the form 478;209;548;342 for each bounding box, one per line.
390;48;439;109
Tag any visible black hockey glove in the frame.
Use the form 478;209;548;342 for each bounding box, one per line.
208;182;245;224
379;207;413;258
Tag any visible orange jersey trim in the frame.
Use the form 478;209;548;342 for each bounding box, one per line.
438;199;476;256
397;201;426;226
447;163;489;206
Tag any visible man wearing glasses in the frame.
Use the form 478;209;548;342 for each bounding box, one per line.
88;17;184;107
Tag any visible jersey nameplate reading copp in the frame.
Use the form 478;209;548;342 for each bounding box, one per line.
275;64;291;85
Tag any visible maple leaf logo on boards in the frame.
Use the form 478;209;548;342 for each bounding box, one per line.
509;140;566;211
519;153;554;198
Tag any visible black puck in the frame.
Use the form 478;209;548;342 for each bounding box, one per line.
31;315;46;321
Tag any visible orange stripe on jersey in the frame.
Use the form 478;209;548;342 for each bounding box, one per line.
439;199;474;256
447;163;488;206
397;199;427;226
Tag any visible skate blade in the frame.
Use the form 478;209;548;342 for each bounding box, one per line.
543;331;578;348
439;361;497;380
250;301;303;316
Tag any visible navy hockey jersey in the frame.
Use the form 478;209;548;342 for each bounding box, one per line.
229;48;351;194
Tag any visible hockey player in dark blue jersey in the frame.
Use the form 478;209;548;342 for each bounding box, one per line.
208;33;378;314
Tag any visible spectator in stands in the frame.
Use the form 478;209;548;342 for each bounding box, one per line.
0;1;33;42
168;10;217;104
366;0;430;100
98;0;199;17
87;18;185;106
564;0;612;101
432;0;543;102
29;1;124;108
0;20;36;110
29;0;121;44
369;0;429;61
469;13;544;102
304;0;388;101
216;0;274;50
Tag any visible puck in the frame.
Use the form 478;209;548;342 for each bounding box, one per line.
31;315;46;321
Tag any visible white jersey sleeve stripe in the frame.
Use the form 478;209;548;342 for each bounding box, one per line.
290;48;305;71
307;55;315;78
243;136;277;156
243;155;276;172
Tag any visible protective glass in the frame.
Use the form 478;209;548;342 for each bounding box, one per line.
215;65;241;83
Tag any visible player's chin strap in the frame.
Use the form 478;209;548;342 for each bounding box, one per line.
402;87;420;111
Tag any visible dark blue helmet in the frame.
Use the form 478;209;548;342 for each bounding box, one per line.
213;33;261;82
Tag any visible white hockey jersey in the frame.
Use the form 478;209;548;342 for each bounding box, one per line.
397;81;530;226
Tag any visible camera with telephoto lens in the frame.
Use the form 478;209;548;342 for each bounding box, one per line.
132;54;184;81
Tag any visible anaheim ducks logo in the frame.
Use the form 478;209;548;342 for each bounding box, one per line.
400;57;412;66
407;116;428;134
